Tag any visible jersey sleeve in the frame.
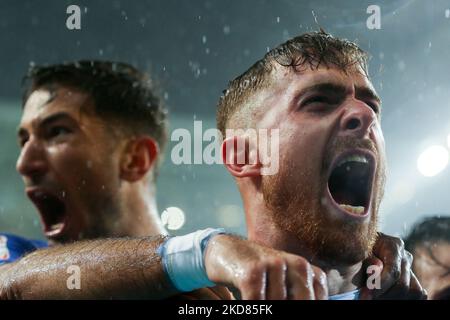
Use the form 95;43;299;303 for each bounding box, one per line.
0;233;48;265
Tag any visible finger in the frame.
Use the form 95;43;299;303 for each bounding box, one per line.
312;266;328;300
379;254;411;299
286;257;315;300
398;252;412;292
240;265;267;300
406;272;427;300
266;259;288;300
372;233;404;295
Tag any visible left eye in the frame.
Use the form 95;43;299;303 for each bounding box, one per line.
366;102;380;114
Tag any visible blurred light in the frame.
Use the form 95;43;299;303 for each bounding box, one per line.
161;207;185;230
447;134;450;149
417;145;449;177
217;205;243;228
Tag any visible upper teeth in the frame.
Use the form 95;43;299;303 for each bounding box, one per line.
337;155;368;168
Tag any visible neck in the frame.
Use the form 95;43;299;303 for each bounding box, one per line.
119;182;167;237
243;192;364;296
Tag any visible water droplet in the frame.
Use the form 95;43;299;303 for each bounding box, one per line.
202;35;207;44
223;25;231;35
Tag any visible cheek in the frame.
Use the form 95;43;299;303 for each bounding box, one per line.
373;122;386;151
49;145;115;188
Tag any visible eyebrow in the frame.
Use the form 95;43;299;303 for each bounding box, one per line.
17;112;75;138
297;82;382;105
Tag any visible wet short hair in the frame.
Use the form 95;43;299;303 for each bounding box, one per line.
404;216;450;253
216;30;369;135
22;60;168;173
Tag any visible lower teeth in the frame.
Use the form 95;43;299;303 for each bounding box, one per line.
339;204;365;215
50;223;64;231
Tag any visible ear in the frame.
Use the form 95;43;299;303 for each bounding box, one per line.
222;135;261;178
120;137;159;182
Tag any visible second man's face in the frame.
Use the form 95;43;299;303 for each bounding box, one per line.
16;86;124;244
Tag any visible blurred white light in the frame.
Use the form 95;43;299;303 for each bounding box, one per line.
161;207;185;230
417;145;449;177
217;205;243;228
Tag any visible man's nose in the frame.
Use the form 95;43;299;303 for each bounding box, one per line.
16;138;48;181
339;100;377;139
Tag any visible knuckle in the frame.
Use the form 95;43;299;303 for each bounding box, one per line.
393;237;405;249
391;266;401;280
269;256;285;269
291;256;308;273
314;268;327;285
404;250;413;263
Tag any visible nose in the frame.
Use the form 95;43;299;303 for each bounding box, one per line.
339;100;377;139
16;137;48;182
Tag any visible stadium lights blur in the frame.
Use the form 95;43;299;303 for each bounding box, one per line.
161;207;186;230
417;145;449;177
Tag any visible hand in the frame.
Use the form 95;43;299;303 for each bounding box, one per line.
204;234;328;300
360;232;427;300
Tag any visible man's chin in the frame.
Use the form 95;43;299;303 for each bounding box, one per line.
311;220;378;266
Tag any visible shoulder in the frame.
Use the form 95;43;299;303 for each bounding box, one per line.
0;233;48;265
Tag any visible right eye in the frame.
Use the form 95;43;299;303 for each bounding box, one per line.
47;126;72;139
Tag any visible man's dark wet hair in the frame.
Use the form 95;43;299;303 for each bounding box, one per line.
216;30;369;136
22;60;168;175
404;216;450;253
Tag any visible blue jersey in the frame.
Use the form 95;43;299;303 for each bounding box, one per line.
0;233;48;265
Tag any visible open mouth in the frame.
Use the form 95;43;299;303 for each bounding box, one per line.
327;150;376;218
27;189;67;238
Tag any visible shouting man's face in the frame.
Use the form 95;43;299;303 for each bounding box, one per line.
16;86;125;244
258;65;386;266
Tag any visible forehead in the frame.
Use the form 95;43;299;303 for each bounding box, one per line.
271;64;376;93
21;86;94;126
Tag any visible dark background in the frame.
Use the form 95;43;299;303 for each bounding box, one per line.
0;0;449;239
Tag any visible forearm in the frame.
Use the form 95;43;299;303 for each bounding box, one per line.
0;236;178;299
